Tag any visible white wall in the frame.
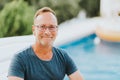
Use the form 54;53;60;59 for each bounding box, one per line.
100;0;120;17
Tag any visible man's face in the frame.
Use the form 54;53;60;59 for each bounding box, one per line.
33;12;58;46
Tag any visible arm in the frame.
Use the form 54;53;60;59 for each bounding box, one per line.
61;49;84;80
8;76;24;80
68;70;84;80
8;54;25;80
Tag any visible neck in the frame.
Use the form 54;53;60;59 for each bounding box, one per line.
32;42;52;54
32;43;53;61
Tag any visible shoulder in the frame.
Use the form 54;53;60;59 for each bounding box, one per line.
53;47;78;75
13;46;32;60
53;47;71;60
53;47;67;54
53;47;68;56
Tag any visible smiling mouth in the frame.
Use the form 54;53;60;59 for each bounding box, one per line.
43;37;52;38
42;37;52;39
41;36;52;38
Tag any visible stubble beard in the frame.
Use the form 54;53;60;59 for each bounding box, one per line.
37;38;54;47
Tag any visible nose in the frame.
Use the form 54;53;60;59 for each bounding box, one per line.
44;28;51;34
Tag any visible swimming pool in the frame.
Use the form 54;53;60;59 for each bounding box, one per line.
60;34;120;80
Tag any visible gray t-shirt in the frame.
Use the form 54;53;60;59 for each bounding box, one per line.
8;46;77;80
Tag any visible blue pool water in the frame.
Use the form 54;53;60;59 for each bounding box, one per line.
60;34;120;80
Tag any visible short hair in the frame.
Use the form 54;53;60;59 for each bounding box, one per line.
34;7;56;20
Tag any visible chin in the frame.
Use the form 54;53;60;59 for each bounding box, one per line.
41;41;53;46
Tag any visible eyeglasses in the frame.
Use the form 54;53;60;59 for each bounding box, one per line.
34;25;58;32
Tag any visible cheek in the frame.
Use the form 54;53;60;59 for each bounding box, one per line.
52;32;57;37
34;31;41;38
55;31;58;35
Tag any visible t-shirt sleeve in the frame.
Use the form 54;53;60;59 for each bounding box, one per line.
63;50;78;76
8;54;25;79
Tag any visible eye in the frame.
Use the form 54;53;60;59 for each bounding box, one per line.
48;26;56;30
49;26;55;29
40;25;45;28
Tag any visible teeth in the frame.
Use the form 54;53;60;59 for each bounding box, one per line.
43;37;50;38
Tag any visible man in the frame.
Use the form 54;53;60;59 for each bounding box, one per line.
8;7;83;80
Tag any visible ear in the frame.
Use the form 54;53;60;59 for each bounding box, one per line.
55;28;58;36
32;25;35;35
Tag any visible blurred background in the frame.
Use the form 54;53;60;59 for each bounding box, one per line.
0;0;100;37
0;0;120;80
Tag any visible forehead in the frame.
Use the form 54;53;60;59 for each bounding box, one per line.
34;12;57;25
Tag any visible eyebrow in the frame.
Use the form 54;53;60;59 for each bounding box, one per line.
36;24;58;26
